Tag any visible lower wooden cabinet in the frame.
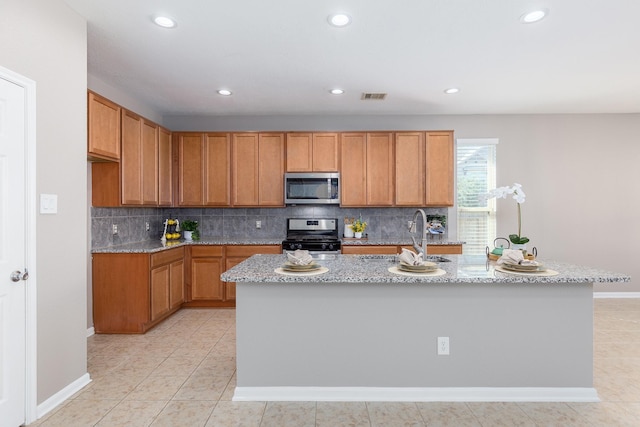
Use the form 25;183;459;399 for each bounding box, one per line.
224;245;282;302
341;244;462;255
183;244;281;308
92;247;184;333
185;245;226;305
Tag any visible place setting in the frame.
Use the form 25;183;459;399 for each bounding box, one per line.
494;249;559;276
275;249;329;276
388;248;447;277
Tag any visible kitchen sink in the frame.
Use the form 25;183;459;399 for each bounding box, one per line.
355;254;451;262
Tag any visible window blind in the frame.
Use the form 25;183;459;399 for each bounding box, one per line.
456;141;497;255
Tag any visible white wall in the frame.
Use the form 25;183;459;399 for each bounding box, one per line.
166;113;640;293
88;74;163;125
1;0;88;404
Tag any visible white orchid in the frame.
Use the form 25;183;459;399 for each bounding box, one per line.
484;183;529;245
485;183;526;204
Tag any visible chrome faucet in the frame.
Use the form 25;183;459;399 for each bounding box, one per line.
409;209;428;255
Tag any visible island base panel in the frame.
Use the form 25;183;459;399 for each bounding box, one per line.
235;281;595;401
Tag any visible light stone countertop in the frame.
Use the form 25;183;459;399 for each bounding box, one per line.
91;237;283;253
91;237;464;253
220;254;630;284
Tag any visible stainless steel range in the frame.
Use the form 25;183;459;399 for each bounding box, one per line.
282;218;341;257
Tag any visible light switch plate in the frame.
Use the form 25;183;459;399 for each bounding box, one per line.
40;194;58;214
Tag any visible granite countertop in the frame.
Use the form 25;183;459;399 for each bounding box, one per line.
91;237;283;253
341;238;464;246
220;254;630;284
91;237;464;253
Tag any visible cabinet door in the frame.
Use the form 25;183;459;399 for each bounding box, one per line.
178;133;204;206
425;131;454;206
286;133;313;172
258;133;285;206
232;133;259;206
312;133;339;172
158;127;172;206
340;133;367;206
121;110;143;205
150;265;170;321
169;259;184;309
88;91;120;160
395;132;425;206
191;257;224;301
204;133;231;206
141;119;159;205
366;133;394;206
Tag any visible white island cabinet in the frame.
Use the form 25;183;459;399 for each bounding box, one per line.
221;254;629;403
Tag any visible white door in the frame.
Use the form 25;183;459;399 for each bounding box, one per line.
0;74;28;427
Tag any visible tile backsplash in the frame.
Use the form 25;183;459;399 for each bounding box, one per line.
91;206;448;248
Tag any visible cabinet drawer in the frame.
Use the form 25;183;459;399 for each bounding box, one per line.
150;247;184;268
190;245;224;258
225;245;281;257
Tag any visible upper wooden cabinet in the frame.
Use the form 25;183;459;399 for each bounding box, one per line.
92;108;167;207
395;132;425;206
425;131;454;206
121;110;158;205
232;133;284;207
286;133;339;172
158;127;173;206
341;133;394;206
88;91;120;161
177;133;231;206
340;133;367;206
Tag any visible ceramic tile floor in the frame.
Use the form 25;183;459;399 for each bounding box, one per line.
29;298;640;426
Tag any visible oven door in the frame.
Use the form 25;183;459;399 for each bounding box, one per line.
282;247;341;260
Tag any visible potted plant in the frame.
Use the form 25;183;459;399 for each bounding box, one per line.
484;183;529;249
181;220;199;241
351;217;367;238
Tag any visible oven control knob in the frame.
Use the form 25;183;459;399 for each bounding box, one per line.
288;243;296;251
296;243;303;250
328;243;335;251
321;243;328;250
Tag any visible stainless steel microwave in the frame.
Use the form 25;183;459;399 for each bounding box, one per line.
284;172;340;205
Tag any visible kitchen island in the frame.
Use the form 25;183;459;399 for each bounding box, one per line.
221;254;629;402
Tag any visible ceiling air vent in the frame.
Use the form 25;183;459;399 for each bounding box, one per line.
361;92;387;100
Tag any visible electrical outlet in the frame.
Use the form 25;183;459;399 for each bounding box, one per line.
256;220;262;229
437;337;450;355
112;224;118;235
145;222;150;231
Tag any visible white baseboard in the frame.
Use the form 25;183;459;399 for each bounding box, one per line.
232;386;599;403
594;292;640;299
86;326;95;337
37;373;92;419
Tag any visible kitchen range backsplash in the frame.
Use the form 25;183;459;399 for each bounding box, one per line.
91;206;448;248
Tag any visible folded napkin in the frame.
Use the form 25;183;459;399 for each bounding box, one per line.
398;248;425;266
286;249;314;265
497;249;539;266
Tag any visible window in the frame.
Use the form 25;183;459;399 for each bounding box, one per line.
457;139;498;255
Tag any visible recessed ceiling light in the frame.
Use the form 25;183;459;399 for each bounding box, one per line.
330;89;344;95
153;15;177;28
520;9;547;23
444;88;459;94
217;89;232;96
328;13;351;27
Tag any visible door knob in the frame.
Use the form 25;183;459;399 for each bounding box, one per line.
10;269;29;282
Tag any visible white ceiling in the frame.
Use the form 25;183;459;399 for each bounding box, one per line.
63;0;640;116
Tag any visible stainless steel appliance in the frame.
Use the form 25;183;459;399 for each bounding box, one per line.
284;172;340;205
282;218;341;258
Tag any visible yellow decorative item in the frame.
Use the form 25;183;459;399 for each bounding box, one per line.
352;218;367;233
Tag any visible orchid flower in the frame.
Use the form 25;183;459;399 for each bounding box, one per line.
484;183;529;245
